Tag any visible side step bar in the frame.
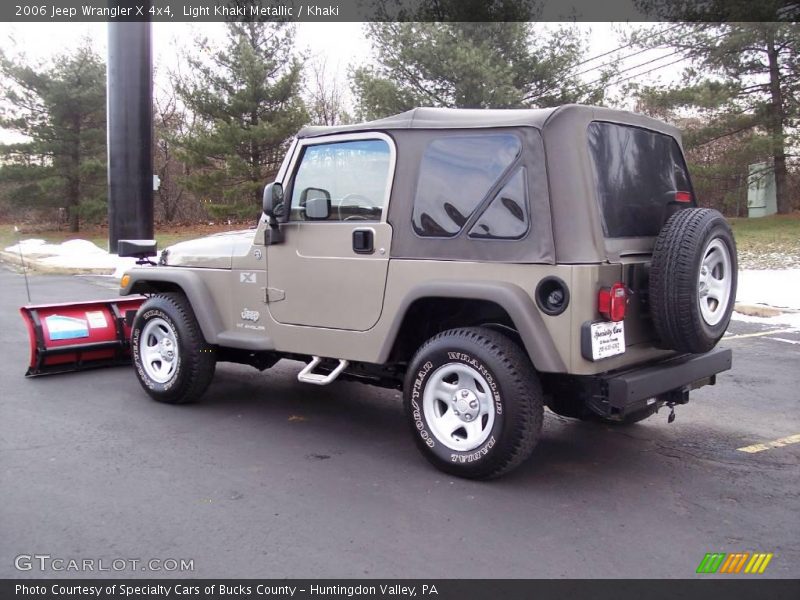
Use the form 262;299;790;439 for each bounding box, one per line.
297;356;349;385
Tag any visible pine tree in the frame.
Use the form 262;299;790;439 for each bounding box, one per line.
630;21;799;214
0;42;106;232
174;22;308;219
350;22;612;120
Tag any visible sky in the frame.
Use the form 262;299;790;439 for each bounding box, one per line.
0;21;687;142
1;21;372;96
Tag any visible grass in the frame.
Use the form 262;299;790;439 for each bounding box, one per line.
0;222;244;253
729;214;800;254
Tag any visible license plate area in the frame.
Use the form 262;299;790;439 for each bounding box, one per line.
581;320;626;361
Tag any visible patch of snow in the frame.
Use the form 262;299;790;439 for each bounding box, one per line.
730;310;800;329
4;237;136;277
5;238;107;256
50;239;107;255
5;239;63;256
39;253;137;276
736;269;800;310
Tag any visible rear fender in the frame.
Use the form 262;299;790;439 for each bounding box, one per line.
379;281;567;373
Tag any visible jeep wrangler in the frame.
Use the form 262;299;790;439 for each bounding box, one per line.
119;105;735;479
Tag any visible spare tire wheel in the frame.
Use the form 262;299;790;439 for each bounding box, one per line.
649;208;737;353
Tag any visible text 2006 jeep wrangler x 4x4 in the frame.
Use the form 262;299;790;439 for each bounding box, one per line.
119;105;735;479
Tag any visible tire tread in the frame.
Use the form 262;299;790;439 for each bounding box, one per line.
649;208;737;353
133;292;216;404
407;326;543;479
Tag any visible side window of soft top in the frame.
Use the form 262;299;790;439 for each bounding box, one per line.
468;168;530;240
412;134;523;238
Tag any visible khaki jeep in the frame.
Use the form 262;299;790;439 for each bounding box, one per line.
120;105;735;479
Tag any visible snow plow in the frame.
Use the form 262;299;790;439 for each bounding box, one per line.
17;240;157;376
20;297;146;376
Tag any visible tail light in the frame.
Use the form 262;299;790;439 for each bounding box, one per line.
598;282;628;322
675;191;692;203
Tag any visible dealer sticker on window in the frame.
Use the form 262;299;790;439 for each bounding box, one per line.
590;321;626;360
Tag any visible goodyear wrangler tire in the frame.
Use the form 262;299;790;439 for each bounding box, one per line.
404;327;543;479
131;293;216;404
649;208;737;354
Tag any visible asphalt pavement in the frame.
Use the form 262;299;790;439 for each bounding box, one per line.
1;265;798;579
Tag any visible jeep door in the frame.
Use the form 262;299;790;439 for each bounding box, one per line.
266;133;395;331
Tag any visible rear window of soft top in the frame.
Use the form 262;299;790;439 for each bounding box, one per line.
588;121;693;238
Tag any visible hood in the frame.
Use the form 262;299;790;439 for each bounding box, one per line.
160;229;256;269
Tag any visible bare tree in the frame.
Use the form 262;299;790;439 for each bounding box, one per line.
153;89;192;223
306;56;351;126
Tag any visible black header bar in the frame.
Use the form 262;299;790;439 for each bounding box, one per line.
3;579;800;600
3;0;799;22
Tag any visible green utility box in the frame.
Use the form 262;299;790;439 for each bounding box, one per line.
747;162;777;218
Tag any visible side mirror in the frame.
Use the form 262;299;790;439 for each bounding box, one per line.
305;195;331;220
262;182;285;220
300;186;330;205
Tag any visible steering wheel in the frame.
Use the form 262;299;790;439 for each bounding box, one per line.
337;194;375;221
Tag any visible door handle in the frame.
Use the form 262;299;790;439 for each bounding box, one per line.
352;229;374;254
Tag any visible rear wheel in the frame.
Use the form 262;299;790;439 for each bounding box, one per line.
131;293;216;404
403;327;543;479
649;208;737;353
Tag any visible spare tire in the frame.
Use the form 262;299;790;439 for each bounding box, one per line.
649;208;737;353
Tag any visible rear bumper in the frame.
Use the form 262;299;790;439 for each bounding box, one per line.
593;347;732;417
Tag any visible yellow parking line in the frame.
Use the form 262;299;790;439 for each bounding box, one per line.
746;554;764;573
724;328;797;340
758;554;774;574
738;433;800;454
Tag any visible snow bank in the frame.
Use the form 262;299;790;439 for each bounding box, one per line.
5;238;79;257
736;269;800;311
4;238;136;277
733;268;800;328
5;238;107;256
730;310;800;329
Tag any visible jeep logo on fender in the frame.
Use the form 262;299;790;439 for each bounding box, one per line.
241;308;260;322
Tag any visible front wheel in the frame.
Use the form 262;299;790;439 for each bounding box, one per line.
403;327;543;479
131;293;216;404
